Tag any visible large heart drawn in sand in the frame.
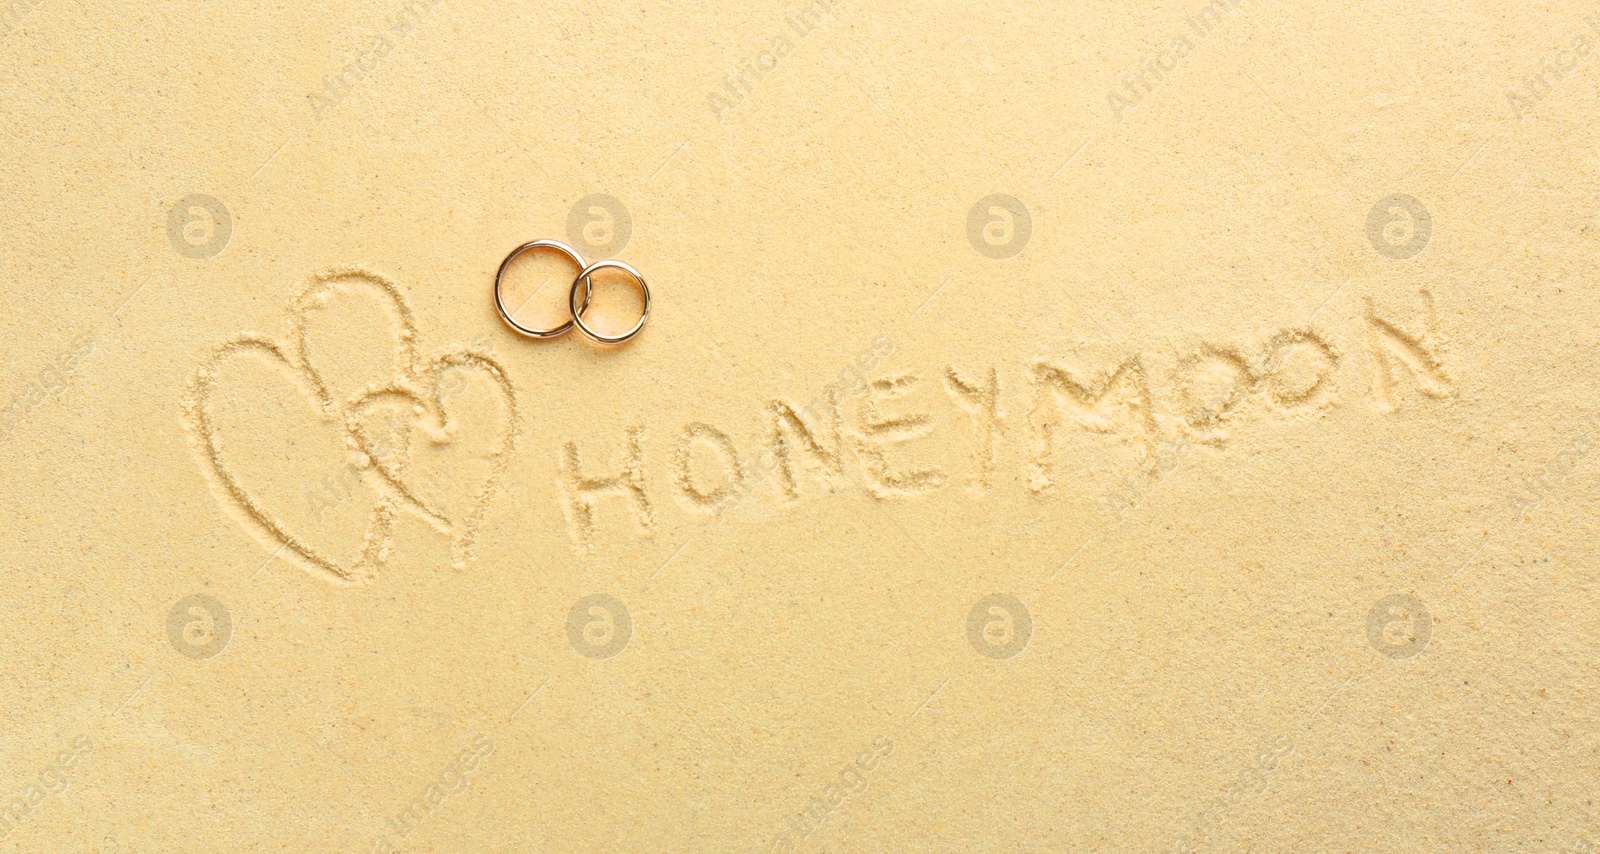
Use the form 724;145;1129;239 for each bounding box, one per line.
182;268;518;585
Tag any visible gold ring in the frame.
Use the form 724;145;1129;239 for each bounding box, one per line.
494;239;591;338
568;259;651;345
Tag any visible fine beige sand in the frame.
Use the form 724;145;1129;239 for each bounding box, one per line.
3;0;1599;850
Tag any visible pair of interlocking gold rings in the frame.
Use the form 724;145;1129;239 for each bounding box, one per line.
492;239;651;345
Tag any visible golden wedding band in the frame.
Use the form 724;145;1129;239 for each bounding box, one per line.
493;239;592;339
568;259;651;345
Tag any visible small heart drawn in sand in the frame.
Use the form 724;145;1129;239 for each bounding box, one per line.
183;268;517;585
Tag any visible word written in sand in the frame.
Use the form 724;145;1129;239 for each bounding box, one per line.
554;291;1453;550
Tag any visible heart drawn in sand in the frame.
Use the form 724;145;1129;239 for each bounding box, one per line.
183;268;518;585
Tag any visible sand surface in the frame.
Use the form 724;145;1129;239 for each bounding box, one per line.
2;0;1598;850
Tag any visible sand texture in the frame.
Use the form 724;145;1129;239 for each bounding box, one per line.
2;0;1598;850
